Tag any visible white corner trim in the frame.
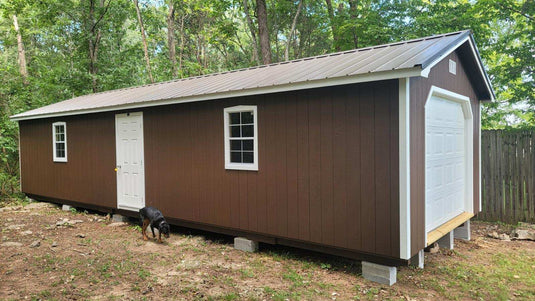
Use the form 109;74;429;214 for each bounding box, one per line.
424;86;474;217
52;121;67;162
223;105;258;171
478;102;483;212
18;125;22;191
399;78;411;260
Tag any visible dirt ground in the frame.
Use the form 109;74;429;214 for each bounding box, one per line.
1;201;534;301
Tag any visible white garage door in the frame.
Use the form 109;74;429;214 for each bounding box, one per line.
425;95;467;233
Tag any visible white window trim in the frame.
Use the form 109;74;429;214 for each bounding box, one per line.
52;121;67;162
223;105;258;171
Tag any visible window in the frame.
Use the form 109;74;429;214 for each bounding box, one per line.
224;105;258;170
52;122;67;162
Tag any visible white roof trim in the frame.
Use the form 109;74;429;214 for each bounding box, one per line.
11;67;422;121
422;36;494;101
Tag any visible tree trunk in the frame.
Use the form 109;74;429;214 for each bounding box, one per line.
256;0;271;64
349;0;359;48
12;15;29;85
284;0;303;61
325;0;340;51
243;0;260;65
167;0;177;78
88;0;101;93
178;14;185;74
87;0;111;93
133;0;154;83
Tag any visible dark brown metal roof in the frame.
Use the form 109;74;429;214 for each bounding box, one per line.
12;30;493;121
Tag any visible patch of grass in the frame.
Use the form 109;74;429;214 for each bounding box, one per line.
316;281;334;291
239;268;255;279
222;292;239;300
98;262;112;278
137;268;151;280
282;268;305;288
365;287;379;299
37;290;52;299
220;275;237;287
249;258;268;272
69;207;78;214
129;224;142;232
266;250;295;262
263;287;301;300
420;250;535;300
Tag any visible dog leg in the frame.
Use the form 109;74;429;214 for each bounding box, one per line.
150;225;156;238
158;231;162;243
142;219;149;241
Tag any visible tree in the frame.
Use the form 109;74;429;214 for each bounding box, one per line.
84;0;112;92
167;0;177;78
11;14;28;84
348;0;358;48
284;0;303;61
256;0;271;64
242;0;260;64
0;0;534;200
133;0;154;83
325;0;339;51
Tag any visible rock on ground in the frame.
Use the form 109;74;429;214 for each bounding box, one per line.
488;231;511;241
107;222;128;227
1;242;23;247
25;202;58;209
512;229;535;241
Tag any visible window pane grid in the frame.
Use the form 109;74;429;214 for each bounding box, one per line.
53;123;67;161
227;109;255;165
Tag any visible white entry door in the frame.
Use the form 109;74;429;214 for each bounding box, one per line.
425;93;471;233
116;112;145;211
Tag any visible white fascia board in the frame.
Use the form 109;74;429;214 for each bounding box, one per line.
421;36;470;78
421;37;494;101
11;68;422;121
478;102;483;212
399;77;411;260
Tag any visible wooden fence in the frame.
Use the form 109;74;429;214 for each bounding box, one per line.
479;130;535;223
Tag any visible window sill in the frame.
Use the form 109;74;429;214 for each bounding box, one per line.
225;163;258;171
53;158;68;163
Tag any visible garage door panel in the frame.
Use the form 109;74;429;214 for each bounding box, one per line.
425;95;467;233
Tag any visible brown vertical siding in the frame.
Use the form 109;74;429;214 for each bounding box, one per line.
20;80;400;259
409;51;482;255
19;113;116;208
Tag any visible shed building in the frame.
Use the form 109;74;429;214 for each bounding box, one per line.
12;30;494;274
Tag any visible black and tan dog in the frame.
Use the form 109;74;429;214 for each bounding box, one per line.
139;206;170;243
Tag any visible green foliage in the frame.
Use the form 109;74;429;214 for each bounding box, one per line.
0;0;532;198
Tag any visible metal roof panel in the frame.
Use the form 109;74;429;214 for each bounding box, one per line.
13;30;493;120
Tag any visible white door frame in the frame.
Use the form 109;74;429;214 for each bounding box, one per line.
115;112;146;211
424;86;474;242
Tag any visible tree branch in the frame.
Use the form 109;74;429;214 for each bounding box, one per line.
91;0;112;32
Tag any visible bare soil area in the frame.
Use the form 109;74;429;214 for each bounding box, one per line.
1;201;534;300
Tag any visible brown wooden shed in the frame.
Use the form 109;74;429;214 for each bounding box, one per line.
11;31;494;267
